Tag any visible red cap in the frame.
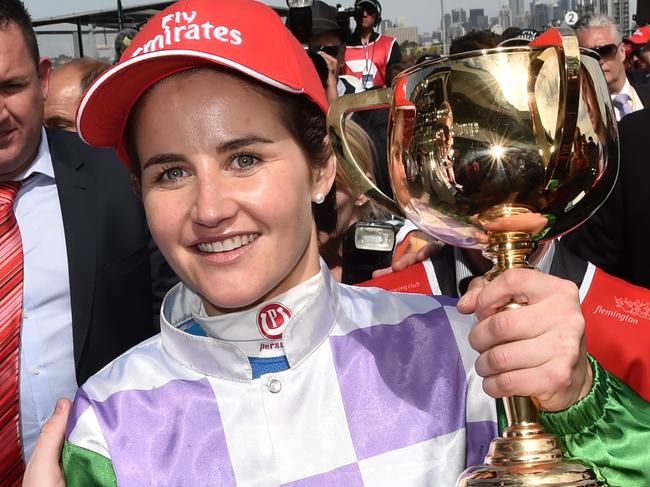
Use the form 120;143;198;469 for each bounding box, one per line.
627;25;650;45
77;0;328;165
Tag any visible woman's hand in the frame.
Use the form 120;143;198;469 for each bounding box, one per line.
457;269;593;412
22;398;70;487
372;237;442;278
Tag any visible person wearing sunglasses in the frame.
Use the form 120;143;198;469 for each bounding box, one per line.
623;25;650;85
575;13;649;120
303;1;363;103
342;0;402;89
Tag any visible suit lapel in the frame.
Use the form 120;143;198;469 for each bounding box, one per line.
48;130;97;373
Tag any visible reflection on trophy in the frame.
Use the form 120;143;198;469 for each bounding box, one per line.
328;28;617;486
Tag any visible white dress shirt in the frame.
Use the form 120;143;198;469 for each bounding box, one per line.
13;128;77;461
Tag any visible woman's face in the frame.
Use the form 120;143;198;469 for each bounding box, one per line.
133;70;334;315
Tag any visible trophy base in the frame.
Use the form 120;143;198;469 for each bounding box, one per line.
456;462;600;486
456;423;601;486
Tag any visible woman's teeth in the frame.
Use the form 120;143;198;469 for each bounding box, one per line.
197;234;258;253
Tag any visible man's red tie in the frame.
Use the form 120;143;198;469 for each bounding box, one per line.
0;181;24;484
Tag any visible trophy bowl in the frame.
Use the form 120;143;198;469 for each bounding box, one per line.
327;28;616;486
328;29;616;268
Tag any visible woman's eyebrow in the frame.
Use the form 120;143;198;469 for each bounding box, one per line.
141;153;187;170
216;136;274;153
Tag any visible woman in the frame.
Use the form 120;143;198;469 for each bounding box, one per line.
58;0;649;485
318;120;382;282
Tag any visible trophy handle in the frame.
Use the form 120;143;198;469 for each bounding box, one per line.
327;88;403;216
530;28;581;184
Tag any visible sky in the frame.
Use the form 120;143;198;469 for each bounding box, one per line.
25;0;640;56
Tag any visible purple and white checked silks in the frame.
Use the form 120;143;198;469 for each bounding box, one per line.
65;263;497;486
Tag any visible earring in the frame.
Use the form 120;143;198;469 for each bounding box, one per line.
313;192;325;204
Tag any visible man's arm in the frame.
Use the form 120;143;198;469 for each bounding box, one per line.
541;356;650;486
385;38;403;85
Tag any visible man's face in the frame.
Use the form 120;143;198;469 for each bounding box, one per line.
576;26;626;93
0;23;51;180
44;65;83;132
308;32;344;71
356;5;378;30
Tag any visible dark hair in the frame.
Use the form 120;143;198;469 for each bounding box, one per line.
500;27;523;41
124;67;337;234
449;30;502;55
0;0;40;69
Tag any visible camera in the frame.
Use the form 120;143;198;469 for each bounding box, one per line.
286;2;352;87
341;221;399;285
304;49;330;87
286;2;357;45
334;4;362;34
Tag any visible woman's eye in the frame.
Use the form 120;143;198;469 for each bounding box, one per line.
160;167;187;181
230;154;258;171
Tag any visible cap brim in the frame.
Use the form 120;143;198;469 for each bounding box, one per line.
77;49;307;156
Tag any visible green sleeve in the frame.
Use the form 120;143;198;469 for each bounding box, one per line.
62;440;118;487
540;355;650;487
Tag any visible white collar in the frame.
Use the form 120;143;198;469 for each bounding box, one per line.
159;261;340;381
14;128;55;182
615;78;632;97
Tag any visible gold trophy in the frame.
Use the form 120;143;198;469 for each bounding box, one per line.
327;28;617;486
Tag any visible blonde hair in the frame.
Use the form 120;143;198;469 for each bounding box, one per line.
574;14;622;44
336;120;383;220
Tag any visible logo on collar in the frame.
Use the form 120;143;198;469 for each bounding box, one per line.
256;303;292;340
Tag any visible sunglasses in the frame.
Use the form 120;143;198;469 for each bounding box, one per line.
591;43;620;60
315;45;342;57
355;7;378;17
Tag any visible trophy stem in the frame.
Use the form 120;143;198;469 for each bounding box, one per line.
483;231;537;281
456;215;601;486
503;395;539;427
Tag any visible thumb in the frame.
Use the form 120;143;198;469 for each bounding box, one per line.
34;398;70;462
456;276;487;314
23;398;71;487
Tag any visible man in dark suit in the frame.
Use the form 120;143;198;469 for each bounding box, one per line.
0;1;172;472
575;14;647;120
563;108;650;289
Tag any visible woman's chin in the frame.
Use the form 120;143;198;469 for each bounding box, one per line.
200;286;276;316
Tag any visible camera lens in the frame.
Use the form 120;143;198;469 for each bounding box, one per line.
318;45;341;57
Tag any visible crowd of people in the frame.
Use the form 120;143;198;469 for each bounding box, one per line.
0;0;649;485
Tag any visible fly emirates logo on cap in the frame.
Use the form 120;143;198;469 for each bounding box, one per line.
130;10;242;57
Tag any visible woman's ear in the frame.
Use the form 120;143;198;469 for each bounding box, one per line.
354;193;369;207
313;152;337;197
130;173;143;200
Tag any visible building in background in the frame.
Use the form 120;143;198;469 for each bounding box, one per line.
469;8;489;29
509;0;528;27
451;8;467;24
574;0;632;34
533;2;552;28
499;5;513;29
443;12;452;35
385;17;419;44
380;18;393;34
609;0;631;35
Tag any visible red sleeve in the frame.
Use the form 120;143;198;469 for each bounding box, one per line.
581;268;650;400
